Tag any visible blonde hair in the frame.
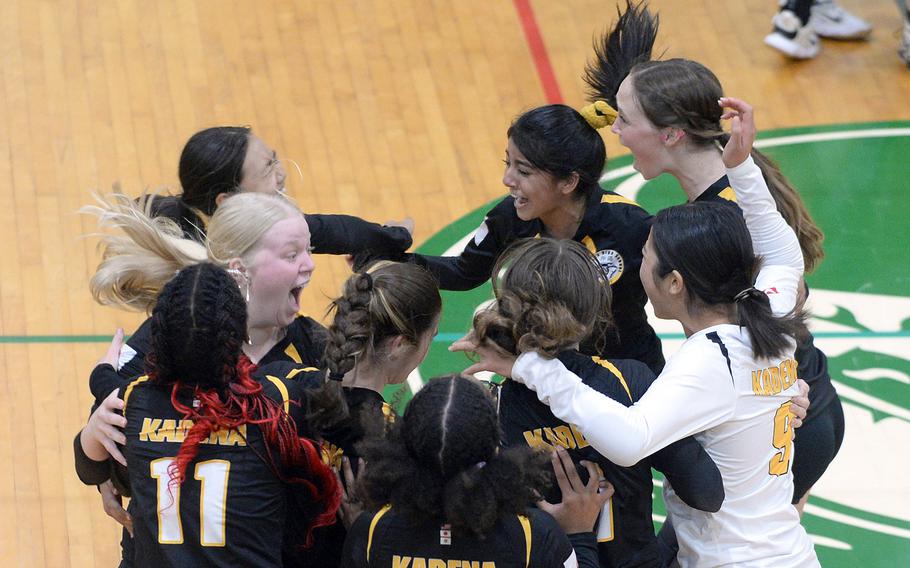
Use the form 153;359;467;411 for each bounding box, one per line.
84;192;302;312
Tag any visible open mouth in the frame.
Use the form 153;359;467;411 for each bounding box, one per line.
289;286;304;310
513;195;529;207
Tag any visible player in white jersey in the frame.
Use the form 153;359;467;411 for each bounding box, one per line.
453;99;819;568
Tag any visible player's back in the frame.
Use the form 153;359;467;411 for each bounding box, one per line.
500;350;663;568
120;377;287;568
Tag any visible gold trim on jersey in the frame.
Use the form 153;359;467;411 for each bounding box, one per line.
517;514;532;568
284;343;303;364
367;504;393;559
581;235;597;255
286;366;318;379
717;186;737;202
591;357;633;403
600;193;641;207
264;375;291;414
122;375;150;411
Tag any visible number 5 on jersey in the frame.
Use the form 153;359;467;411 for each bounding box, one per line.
150;458;231;546
769;401;794;476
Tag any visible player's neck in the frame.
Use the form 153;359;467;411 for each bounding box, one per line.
341;361;390;394
679;304;736;337
668;147;727;202
540;196;586;240
243;324;286;363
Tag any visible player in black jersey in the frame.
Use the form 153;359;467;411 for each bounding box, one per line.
342;374;602;568
358;101;663;373
468;237;722;567
583;0;843;513
77;263;340;567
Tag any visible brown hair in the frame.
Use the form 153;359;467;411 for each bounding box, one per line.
473;238;612;357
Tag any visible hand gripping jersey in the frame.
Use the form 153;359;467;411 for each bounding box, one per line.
341;506;596;568
500;351;723;568
509;157;819;567
383;189;664;373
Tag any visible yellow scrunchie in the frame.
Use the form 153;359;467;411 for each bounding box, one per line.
579;100;618;130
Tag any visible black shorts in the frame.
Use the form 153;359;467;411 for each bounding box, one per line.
791;395;845;503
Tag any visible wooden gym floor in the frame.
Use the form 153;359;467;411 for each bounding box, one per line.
0;0;907;565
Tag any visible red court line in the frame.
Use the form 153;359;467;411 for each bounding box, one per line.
512;0;563;104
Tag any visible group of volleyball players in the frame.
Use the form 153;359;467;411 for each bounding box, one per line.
73;2;841;567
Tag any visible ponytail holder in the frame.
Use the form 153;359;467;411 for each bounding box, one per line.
733;287;759;303
328;371;346;382
579;100;618;130
361;272;374;291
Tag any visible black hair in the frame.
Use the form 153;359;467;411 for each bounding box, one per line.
650;203;806;359
356;375;551;537
507;104;606;200
178;126;252;216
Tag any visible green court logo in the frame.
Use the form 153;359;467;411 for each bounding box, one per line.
391;122;910;567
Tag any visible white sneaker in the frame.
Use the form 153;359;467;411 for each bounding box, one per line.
900;22;910;69
765;10;821;59
810;0;872;39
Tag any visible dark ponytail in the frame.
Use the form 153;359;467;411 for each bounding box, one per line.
357;375;551;537
651;203;805;359
584;0;660;108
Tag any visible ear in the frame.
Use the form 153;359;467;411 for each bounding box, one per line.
556;172;580;196
666;269;686;298
214;192;232;208
227;258;248;284
662;127;686;147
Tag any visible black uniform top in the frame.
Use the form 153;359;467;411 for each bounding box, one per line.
146;194;413;255
400;191;662;373
257;361;395;568
111;372;316;568
342;505;599;568
694;178;839;420
500;350;724;568
103;314;327;399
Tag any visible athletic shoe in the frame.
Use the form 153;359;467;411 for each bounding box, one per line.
765;10;821;59
900;22;910;69
809;0;872;39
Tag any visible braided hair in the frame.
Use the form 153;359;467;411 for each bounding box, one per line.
147;263;339;545
473;238;613;358
357;375;551;537
650;203;806;359
306;261;442;432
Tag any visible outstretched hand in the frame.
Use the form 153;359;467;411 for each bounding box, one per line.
719;97;757;169
538;446;614;535
449;331;518;377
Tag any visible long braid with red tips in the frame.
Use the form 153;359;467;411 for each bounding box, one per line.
148;263;340;546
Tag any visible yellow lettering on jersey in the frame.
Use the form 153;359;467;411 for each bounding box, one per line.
570;425;590;449
751;359;799;395
483;563;495;568
392;556;412;568
139;418;163;442
158;419;180;442
393;559;492;568
550;425;575;449
412;558;426;568
429;560;446;568
523;428;549;449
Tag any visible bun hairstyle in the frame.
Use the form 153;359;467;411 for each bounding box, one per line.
472;238;613;357
178;126;252;216
356;375;551;537
306;261;442;433
584;0;824;271
650;203;806;359
147;263;339;546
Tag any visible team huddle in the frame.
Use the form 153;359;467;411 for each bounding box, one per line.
73;3;842;567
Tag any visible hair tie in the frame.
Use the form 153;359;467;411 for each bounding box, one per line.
328;371;346;382
579;100;618;130
733;287;759;303
361;272;374;291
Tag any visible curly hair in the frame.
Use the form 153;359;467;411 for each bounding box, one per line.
307;261;441;433
472;238;612;358
147;263;340;546
357;375;551;537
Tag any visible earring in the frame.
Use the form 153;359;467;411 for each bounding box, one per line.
227;268;251;303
